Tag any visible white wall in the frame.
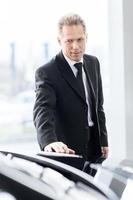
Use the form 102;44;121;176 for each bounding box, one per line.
123;0;133;158
108;0;133;159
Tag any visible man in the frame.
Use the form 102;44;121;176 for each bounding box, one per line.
33;13;108;163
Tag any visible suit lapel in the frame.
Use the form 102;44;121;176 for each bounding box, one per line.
83;57;96;104
56;52;86;102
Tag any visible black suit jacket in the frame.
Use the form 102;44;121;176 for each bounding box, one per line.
33;51;108;160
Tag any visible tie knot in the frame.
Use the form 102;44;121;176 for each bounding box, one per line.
74;62;82;70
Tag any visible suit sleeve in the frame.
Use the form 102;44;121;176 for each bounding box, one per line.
96;58;108;147
33;67;57;150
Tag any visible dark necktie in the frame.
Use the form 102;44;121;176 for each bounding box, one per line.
74;62;86;99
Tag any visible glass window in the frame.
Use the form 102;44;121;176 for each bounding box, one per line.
0;0;109;152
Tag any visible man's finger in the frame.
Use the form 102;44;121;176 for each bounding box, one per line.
67;148;75;154
44;146;53;152
52;144;66;153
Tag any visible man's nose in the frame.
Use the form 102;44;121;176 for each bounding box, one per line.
72;41;79;49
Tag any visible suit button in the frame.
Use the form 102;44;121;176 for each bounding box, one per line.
85;144;88;149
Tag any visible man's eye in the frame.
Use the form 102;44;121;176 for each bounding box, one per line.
66;40;73;43
78;38;83;42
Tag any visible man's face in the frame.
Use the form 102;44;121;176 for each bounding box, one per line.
58;25;87;62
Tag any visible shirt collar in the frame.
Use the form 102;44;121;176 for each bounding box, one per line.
63;52;83;67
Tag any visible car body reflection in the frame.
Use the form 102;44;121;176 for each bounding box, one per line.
0;151;119;200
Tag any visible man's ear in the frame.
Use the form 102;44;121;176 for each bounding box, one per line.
57;37;61;45
86;33;88;42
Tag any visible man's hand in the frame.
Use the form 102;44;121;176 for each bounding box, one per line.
44;142;75;154
101;146;109;158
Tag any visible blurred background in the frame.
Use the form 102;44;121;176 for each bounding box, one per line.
0;0;132;159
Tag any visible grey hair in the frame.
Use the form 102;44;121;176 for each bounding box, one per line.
58;13;86;35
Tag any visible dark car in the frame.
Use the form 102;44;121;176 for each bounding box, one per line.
0;151;119;200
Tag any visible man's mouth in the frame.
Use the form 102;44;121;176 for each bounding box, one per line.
72;52;81;55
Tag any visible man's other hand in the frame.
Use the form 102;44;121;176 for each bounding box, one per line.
101;146;109;158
